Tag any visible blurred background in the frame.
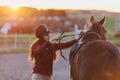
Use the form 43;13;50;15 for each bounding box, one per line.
0;6;120;53
0;0;120;80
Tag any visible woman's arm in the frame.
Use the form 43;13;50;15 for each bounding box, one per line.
53;39;77;50
52;31;85;50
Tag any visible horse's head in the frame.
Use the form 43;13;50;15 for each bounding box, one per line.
88;16;106;40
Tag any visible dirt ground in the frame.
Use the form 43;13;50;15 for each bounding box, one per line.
0;47;120;80
0;49;71;80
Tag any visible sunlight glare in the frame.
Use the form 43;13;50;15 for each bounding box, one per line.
10;5;19;10
0;0;120;12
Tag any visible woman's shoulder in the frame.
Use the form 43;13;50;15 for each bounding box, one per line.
30;39;39;48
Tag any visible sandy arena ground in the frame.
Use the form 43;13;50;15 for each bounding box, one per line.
0;47;120;80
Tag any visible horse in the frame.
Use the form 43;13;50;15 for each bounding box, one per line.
69;16;120;80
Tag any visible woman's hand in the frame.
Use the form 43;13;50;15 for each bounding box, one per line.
55;35;63;40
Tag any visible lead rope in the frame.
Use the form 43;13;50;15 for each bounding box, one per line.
51;32;69;61
60;33;85;61
56;32;82;61
58;33;81;61
59;39;69;61
26;72;33;80
58;32;69;61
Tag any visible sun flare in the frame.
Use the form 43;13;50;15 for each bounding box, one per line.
10;5;19;10
0;0;120;12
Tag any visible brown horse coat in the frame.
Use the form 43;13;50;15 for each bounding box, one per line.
69;16;120;80
71;40;120;80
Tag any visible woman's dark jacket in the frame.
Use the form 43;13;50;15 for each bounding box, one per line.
31;39;77;76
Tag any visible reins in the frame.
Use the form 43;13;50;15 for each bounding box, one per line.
52;32;80;61
58;32;69;61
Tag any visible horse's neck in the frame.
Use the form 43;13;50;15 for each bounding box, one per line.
80;32;101;43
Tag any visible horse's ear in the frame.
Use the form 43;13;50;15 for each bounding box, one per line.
90;16;94;23
99;16;105;25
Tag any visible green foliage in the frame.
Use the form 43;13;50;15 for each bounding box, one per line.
103;16;120;46
104;16;115;31
107;31;120;46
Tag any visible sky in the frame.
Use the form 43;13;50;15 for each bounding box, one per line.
0;0;120;12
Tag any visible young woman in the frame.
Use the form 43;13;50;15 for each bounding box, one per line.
28;24;81;80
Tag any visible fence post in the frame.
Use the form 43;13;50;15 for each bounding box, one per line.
74;24;79;39
14;33;17;49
